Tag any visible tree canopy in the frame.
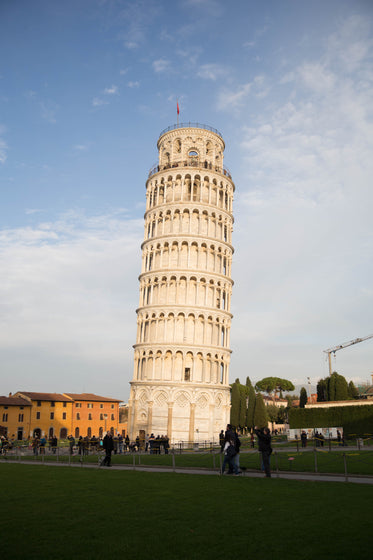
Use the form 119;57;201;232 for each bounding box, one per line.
255;377;295;400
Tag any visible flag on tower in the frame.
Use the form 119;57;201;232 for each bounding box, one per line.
177;100;180;115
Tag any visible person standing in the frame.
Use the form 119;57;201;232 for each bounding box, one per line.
221;433;240;475
301;431;307;448
68;435;75;455
219;430;225;452
254;426;272;478
102;431;114;467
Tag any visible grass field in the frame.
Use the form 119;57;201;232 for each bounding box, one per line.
2;463;372;560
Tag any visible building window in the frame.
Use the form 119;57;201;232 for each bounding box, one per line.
20;406;24;410
88;413;92;421
50;412;54;420
63;402;67;408
37;401;41;407
51;401;55;407
36;412;40;420
111;414;114;421
100;414;103;420
2;413;8;422
18;414;24;422
87;403;93;409
184;368;191;381
76;413;80;420
62;412;66;420
75;403;81;408
100;404;103;409
111;404;115;409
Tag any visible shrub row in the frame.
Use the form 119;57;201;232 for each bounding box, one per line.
288;404;373;436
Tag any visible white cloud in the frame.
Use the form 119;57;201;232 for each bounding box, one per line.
197;63;228;81
104;85;119;95
92;97;108;107
230;15;373;385
216;82;252;110
127;81;140;88
0;136;7;164
73;144;89;151
152;58;171;73
0;210;143;399
40;101;58;124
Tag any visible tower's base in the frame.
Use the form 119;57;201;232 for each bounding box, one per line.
128;381;230;444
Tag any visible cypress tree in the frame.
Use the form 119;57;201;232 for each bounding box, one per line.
246;385;256;429
317;379;328;402
253;393;268;428
239;387;247;428
230;381;240;427
348;380;359;399
299;387;308;408
334;373;349;400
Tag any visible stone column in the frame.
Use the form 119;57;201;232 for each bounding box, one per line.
167;402;174;439
188;403;196;442
147;401;154;435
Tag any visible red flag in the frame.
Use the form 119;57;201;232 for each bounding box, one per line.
177;101;180;115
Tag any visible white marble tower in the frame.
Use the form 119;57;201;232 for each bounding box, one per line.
128;123;235;443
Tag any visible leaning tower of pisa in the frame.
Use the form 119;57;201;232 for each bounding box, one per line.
127;123;235;443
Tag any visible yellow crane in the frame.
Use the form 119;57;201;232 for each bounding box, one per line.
323;334;373;376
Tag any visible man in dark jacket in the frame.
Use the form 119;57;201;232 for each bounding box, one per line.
255;426;272;477
102;431;114;467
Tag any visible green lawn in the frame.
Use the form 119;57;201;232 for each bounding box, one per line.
2;463;372;560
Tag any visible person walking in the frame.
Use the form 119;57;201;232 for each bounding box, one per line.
254;426;272;478
102;431;114;467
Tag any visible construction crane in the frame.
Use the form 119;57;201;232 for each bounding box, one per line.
323;334;373;376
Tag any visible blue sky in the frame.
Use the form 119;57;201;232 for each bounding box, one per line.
1;0;373;400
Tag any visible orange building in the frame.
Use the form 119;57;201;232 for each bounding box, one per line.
0;391;126;440
64;393;122;439
0;395;32;440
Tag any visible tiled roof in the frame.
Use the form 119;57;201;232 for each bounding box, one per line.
0;396;31;406
15;392;73;402
63;393;122;403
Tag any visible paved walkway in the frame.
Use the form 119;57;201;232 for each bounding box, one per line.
3;458;373;485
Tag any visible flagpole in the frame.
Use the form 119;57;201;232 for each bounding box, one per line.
177;99;179;126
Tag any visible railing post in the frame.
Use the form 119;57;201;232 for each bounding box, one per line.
343;453;348;482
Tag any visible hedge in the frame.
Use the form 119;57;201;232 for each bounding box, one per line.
288;404;373;436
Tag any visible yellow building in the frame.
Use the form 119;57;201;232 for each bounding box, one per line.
1;391;126;440
15;392;73;439
2;391;126;440
0;395;32;440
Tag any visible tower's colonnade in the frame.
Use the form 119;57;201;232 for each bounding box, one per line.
128;124;235;443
